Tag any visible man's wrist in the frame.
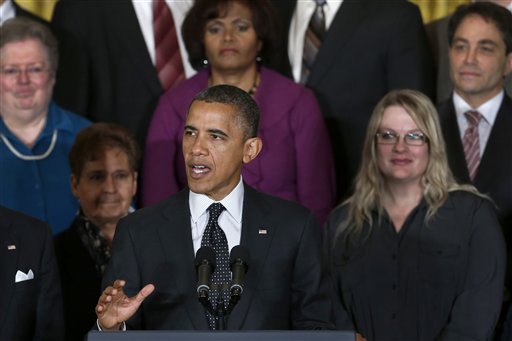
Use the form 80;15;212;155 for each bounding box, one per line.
97;319;126;331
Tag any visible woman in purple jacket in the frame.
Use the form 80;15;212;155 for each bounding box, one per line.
142;0;335;224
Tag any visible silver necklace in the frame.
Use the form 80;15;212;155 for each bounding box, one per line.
0;129;58;161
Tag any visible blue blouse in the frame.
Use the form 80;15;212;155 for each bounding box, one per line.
0;101;91;234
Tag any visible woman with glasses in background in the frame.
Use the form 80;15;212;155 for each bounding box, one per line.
0;18;90;234
325;89;506;340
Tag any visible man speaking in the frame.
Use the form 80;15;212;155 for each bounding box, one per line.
95;85;333;331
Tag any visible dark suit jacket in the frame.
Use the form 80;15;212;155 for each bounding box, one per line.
102;185;333;330
271;0;434;200
51;0;163;147
54;222;102;341
438;94;512;286
0;206;64;340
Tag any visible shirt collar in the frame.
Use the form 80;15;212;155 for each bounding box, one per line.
189;177;244;224
452;90;503;126
0;0;15;25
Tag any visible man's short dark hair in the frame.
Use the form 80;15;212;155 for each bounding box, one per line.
448;2;512;54
191;84;260;140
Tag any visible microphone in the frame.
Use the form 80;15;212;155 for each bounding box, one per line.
195;246;216;300
229;245;249;297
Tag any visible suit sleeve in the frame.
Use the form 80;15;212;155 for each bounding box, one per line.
291;88;336;226
101;218;145;329
323;208;355;330
291;212;335;329
35;224;65;340
385;2;434;99
437;199;506;340
51;0;91;117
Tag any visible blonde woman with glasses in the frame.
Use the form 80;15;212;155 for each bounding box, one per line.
326;89;505;341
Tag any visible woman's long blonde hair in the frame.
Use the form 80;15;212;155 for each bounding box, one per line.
339;89;479;234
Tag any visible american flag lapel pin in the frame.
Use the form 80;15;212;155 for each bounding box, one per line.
7;245;16;250
258;228;268;235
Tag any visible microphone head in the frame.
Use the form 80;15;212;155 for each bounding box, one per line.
195;246;216;268
230;245;249;267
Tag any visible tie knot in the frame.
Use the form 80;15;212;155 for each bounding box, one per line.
207;203;225;221
315;0;327;6
464;111;482;127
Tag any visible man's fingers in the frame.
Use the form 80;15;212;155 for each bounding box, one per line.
134;284;155;303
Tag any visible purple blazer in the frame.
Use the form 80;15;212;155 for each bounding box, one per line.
142;67;336;224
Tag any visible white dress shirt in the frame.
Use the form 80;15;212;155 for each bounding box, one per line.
0;0;16;25
288;0;343;82
132;0;196;78
189;177;244;255
453;91;503;157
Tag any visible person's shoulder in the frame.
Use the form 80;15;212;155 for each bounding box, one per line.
159;69;208;108
260;67;316;101
447;190;494;211
245;184;313;218
49;102;92;130
0;205;51;238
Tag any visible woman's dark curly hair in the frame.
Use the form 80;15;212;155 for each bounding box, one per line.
182;0;280;70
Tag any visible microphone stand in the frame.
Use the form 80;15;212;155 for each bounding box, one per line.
198;284;243;330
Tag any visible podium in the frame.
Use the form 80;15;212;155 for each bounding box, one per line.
87;330;356;341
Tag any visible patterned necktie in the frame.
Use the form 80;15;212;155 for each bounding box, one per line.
462;110;482;182
301;0;327;84
153;0;185;91
201;203;230;330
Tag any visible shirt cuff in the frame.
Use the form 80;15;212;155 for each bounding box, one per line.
96;319;126;331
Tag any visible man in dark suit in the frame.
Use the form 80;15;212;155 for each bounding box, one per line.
95;85;333;331
0;205;64;340
271;0;434;201
50;0;193;147
436;3;512;331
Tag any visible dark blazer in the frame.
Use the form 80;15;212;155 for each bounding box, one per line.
438;94;512;286
271;0;434;200
0;206;64;340
54;222;102;341
51;0;163;147
102;185;333;330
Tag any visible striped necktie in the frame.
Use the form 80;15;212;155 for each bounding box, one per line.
201;203;230;330
153;0;185;91
301;0;327;84
462;110;482;182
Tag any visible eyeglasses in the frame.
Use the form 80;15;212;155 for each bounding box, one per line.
375;130;428;146
1;64;50;81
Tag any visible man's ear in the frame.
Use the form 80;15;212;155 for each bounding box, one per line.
242;137;262;164
505;52;512;76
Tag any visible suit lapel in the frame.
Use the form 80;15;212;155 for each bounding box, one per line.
475;96;512;188
157;190;209;329
228;186;275;329
308;0;370;87
0;218;18;331
104;0;162;96
439;101;471;183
